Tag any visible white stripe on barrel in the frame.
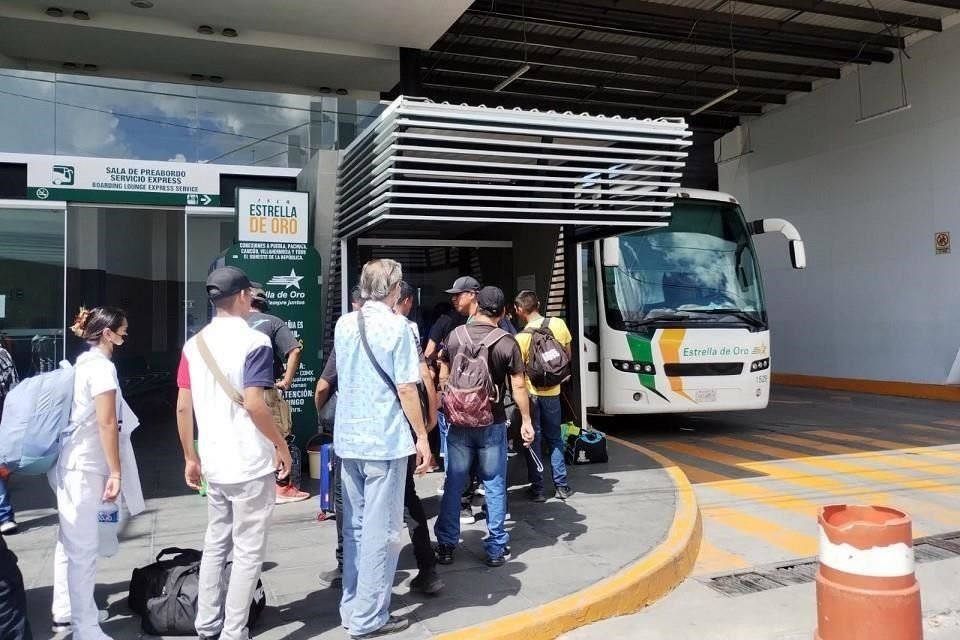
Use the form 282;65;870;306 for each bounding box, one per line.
818;524;914;578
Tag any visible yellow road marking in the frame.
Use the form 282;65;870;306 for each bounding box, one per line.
701;504;817;557
711;436;808;462
763;432;859;455
644;444;729;484
694;539;750;575
655;440;755;468
807;430;960;470
900;423;959;438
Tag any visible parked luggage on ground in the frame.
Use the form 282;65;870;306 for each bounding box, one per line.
128;547;266;636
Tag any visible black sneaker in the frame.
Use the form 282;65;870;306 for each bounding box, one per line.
526;486;546;503
351;615;410;638
556;485;575;500
436;543;455;565
319;567;342;589
485;546;512;568
410;569;444;595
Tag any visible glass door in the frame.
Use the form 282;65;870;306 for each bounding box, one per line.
184;207;236;341
0;199;67;380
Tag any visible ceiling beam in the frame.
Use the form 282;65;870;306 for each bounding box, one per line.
901;0;960;9
734;0;940;31
426;59;788;105
424;44;814;93
467;1;900;58
506;0;904;48
421;86;740;133
451;24;842;79
423;76;764;116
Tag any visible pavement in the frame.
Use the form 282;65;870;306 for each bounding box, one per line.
563;385;960;639
3;391;692;639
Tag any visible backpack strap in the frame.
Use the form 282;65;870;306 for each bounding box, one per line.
195;331;244;406
478;327;509;350
357;310;398;397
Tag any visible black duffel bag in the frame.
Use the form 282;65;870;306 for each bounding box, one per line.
129;547;266;635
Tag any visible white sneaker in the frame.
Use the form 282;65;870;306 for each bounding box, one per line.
52;609;109;634
0;520;17;535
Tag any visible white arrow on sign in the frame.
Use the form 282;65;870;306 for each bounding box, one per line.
200;194;213;206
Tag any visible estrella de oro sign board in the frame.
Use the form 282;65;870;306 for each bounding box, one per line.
236;188;310;245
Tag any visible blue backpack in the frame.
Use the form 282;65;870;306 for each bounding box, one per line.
0;363;75;475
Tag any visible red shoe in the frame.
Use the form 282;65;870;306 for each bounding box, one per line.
276;484;310;504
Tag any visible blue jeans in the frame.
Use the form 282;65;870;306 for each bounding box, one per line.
339;457;407;636
526;395;569;492
435;423;508;558
0;475;13;525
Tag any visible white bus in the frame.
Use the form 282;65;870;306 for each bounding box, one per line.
580;189;805;416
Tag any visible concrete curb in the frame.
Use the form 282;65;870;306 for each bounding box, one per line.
434;435;703;640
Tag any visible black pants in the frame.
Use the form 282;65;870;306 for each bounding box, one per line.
0;545;31;640
405;455;436;574
334;456;344;570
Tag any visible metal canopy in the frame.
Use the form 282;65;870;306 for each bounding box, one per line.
334;95;692;241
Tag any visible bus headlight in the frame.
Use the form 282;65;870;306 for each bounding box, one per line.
612;360;656;375
750;358;770;372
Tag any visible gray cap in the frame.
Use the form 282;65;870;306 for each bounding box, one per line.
206;266;251;301
445;276;481;295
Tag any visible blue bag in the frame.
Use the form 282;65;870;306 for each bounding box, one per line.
0;364;75;474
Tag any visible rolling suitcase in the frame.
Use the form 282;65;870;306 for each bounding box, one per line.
318;443;337;515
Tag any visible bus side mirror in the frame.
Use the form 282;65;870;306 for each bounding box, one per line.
789;240;806;269
751;218;806;270
601;238;620;267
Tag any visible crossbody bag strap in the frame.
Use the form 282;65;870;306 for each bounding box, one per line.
195;330;244;406
357;311;398;395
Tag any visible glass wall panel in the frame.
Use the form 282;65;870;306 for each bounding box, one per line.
0;205;65;378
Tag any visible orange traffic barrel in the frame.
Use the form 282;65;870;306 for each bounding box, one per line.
815;504;921;640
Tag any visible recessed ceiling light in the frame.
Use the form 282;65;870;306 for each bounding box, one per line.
197;25;214;34
209;75;224;83
190;73;205;81
62;62;77;70
45;7;64;17
318;87;331;94
221;27;238;37
335;88;348;95
72;9;90;20
130;0;154;7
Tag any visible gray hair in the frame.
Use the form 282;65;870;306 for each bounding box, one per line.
360;259;403;302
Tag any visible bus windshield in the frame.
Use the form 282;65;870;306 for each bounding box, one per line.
603;199;767;331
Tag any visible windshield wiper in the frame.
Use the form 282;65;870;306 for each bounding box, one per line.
695;309;765;328
625;313;692;328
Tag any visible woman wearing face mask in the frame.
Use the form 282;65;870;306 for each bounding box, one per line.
50;307;143;640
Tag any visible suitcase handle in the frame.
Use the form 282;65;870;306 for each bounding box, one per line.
156;547;201;562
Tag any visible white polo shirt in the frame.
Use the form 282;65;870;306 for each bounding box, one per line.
177;316;276;485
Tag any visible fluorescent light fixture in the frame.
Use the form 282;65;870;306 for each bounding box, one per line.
855;103;911;125
690;88;739;116
494;64;531;92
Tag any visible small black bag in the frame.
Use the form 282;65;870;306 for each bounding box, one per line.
564;429;609;465
129;547;266;636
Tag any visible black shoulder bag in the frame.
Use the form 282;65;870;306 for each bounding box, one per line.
357;311;429;426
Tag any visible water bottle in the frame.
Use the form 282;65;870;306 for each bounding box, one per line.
97;502;119;558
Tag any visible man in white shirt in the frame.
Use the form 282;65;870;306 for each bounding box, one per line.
176;266;291;640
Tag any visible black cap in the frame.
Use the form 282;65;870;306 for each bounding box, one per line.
477;286;506;315
206;266;251;301
249;282;268;307
445;276;481;295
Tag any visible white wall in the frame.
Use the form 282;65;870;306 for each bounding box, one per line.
719;22;960;384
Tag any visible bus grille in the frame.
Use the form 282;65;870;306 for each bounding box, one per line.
664;362;744;376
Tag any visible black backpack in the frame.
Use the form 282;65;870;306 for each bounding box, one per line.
129;547;266;636
523;318;572;389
